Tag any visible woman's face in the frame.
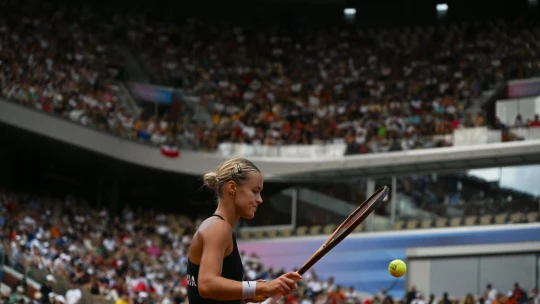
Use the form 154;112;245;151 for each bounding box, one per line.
230;172;264;219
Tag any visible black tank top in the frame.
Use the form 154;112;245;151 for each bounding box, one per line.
187;214;244;304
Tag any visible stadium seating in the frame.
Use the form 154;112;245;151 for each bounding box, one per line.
123;17;540;153
2;188;537;304
2;1;540;155
0;2;132;138
2;2;540;304
240;210;540;239
0;188;376;303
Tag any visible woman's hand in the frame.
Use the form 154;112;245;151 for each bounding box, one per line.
258;272;302;298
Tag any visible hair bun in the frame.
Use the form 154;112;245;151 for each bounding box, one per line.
203;172;218;189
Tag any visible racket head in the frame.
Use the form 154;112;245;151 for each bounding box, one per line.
297;186;389;274
331;186;389;239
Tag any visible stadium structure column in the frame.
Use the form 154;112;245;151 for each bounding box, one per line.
391;176;397;225
292;187;298;228
366;178;375;231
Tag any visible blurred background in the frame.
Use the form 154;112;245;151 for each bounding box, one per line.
0;0;539;303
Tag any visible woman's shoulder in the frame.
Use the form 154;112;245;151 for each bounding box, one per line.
196;217;233;240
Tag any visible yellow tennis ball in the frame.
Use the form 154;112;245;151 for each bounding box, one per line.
388;259;407;277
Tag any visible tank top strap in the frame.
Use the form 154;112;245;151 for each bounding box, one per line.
211;214;225;221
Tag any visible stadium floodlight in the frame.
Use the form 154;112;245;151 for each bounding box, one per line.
344;8;356;15
436;3;449;12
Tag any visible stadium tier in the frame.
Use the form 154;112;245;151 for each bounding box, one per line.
124;16;539;153
1;0;540;304
1;1;540;155
1;189;539;304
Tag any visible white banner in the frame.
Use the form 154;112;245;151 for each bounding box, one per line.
217;143;347;159
453;127;502;146
511;127;540;140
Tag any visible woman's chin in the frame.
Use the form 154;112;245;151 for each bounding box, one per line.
243;212;256;220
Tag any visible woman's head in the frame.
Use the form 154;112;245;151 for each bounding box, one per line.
203;158;263;219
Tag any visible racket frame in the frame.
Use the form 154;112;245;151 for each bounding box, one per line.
260;186;390;304
296;185;390;275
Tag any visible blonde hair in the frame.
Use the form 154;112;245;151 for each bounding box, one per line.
203;158;261;196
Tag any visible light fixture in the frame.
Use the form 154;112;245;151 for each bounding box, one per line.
344;8;356;15
436;3;449;12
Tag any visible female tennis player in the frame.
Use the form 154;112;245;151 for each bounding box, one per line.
187;157;302;304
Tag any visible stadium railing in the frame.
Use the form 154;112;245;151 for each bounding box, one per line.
3;97;540;180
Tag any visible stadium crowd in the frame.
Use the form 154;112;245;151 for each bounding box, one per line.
403;285;539;304
122;16;540;152
1;189;539;304
0;2;133;137
1;1;540;154
1;0;540;302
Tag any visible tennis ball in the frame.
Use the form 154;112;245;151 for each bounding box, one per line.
388;259;407;277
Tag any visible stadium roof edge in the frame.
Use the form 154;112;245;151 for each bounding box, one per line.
2;99;540;181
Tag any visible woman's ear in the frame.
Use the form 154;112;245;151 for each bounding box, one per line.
227;180;237;196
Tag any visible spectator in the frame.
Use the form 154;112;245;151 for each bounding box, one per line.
64;282;82;304
55;295;67;303
412;293;426;304
440;293;452;304
344;287;359;304
474;112;486;127
406;286;417;304
529;115;540;127
529;288;539;304
493;118;507;130
487;284;499;304
328;286;346;304
514;115;525;128
39;275;55;304
8;286;25;304
506;291;518;304
307;274;324;298
513;283;526;300
31;292;42;304
377;289;388;300
115;292;130;304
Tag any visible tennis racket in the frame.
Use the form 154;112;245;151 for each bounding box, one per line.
261;186;390;304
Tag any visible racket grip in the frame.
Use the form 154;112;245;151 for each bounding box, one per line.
261;294;282;304
260;276;300;304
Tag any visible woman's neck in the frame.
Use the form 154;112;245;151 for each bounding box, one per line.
214;201;238;228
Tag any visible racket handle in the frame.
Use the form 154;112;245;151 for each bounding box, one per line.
261;294;282;304
260;276;300;304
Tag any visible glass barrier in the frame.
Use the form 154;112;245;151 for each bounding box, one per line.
293;179;368;228
393;164;540;227
288;164;540;234
292;180;395;232
238;164;540;235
